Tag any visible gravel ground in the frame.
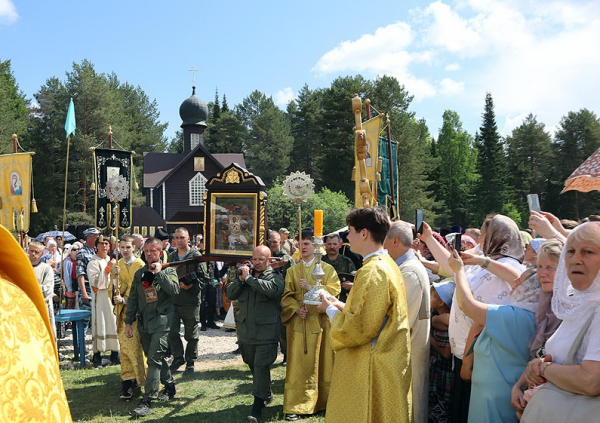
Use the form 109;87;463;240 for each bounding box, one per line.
57;320;244;370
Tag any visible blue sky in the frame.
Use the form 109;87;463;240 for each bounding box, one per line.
2;0;600;143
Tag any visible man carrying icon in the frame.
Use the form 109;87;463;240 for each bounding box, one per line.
226;245;285;422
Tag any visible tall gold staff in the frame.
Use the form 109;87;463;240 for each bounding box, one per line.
283;172;314;354
105;172;129;301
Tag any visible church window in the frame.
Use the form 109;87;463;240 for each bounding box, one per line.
189;172;208;206
190;133;200;150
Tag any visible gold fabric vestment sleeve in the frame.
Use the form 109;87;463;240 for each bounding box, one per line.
0;224;72;422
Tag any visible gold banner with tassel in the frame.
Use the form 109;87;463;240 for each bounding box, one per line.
0;153;34;231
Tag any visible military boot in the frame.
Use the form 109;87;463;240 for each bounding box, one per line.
130;398;151;417
158;382;176;402
247;395;265;422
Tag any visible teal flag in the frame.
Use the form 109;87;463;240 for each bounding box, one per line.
377;137;399;219
65;98;76;138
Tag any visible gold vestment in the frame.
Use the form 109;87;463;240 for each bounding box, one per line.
326;254;413;423
281;260;340;415
114;257;147;384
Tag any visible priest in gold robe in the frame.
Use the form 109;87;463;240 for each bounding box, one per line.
281;230;340;421
318;207;413;423
112;235;147;399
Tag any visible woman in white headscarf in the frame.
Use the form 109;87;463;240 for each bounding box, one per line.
510;239;563;418
521;222;600;422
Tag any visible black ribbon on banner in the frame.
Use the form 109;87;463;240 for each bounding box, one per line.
92;148;133;230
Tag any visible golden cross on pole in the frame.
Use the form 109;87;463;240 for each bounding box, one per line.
189;66;199;85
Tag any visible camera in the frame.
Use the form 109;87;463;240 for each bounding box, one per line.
236;261;254;275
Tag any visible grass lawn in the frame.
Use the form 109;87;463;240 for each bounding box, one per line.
61;362;326;423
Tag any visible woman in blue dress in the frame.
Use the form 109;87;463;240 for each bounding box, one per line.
449;248;538;423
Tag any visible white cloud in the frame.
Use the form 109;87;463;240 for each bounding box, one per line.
0;0;17;24
312;22;437;99
421;1;486;56
274;87;295;107
439;78;465;95
312;22;415;75
311;0;600;134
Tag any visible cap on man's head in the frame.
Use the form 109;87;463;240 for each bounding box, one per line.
83;227;101;237
156;228;170;241
279;228;290;234
433;280;456;308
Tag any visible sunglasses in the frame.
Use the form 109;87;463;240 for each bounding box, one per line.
71;248;79;251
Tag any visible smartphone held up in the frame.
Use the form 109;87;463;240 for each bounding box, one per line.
415;209;424;235
527;194;541;213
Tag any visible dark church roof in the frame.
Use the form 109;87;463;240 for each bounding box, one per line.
213;153;246;168
143;148;247;189
143;152;185;188
179;86;208;127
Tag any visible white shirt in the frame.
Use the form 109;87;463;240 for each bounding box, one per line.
449;257;524;359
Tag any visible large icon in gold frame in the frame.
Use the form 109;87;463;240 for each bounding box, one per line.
203;163;268;261
209;193;257;256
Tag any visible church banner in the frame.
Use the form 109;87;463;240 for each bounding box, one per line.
377;137;399;220
92;148;133;230
354;115;383;208
0;153;32;232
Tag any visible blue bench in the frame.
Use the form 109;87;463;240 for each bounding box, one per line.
55;309;91;367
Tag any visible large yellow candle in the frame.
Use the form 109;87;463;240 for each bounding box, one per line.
314;210;323;237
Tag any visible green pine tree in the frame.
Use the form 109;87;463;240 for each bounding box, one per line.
505;114;554;224
432;110;477;227
0;59;29;154
474;93;509;222
237;91;293;186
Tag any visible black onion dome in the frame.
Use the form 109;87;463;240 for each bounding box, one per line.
179;86;208;127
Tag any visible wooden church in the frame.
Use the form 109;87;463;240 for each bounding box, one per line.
132;86;246;237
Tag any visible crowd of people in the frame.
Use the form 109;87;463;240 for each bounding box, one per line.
23;208;600;422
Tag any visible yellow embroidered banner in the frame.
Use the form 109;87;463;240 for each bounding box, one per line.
354;115;383;208
0;153;32;232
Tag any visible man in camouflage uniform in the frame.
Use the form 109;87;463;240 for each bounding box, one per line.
226;245;285;423
167;227;209;374
125;237;180;417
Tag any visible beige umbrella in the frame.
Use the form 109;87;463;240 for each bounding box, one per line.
561;148;600;193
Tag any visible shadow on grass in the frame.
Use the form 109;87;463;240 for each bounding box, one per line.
139;403;284;423
62;362;303;422
171;367;251;381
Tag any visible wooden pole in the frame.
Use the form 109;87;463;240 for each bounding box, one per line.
298;202;307;354
12;134;24;247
